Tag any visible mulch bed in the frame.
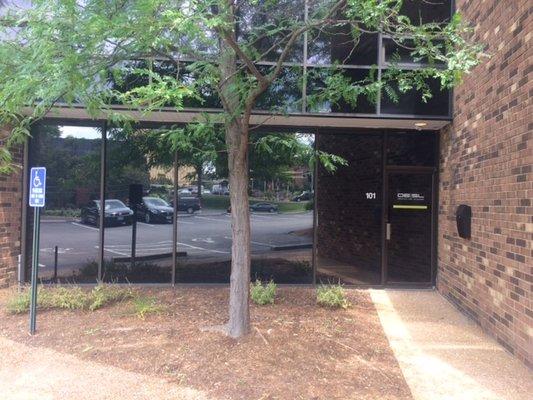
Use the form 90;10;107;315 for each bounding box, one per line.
0;287;412;400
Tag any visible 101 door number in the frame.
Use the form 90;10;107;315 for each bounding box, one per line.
365;192;376;199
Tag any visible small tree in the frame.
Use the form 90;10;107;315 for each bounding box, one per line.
0;0;483;337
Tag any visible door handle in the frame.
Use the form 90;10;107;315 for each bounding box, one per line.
386;223;391;240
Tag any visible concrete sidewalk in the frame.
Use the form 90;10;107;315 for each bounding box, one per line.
0;337;209;400
371;290;532;400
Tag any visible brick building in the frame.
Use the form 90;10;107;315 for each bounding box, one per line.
437;0;532;367
0;0;531;366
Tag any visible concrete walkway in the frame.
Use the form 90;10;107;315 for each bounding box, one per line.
371;290;533;400
0;337;209;400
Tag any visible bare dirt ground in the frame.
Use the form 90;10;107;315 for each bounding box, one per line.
0;288;412;400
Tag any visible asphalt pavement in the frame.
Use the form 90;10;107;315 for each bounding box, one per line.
37;211;313;278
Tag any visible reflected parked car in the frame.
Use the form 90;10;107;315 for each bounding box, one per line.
291;191;313;202
80;199;133;227
250;202;278;213
137;197;173;224
227;202;278;213
169;196;201;214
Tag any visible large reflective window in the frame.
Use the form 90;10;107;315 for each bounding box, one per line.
400;0;452;25
255;66;303;112
308;27;378;66
28;124;101;283
175;167;232;283
381;75;450;116
316;132;382;285
102;129;172;283
307;67;377;114
249;132;314;284
236;0;305;63
175;131;314;284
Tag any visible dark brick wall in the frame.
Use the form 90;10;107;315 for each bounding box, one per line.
0;126;23;288
437;0;532;367
316;132;383;284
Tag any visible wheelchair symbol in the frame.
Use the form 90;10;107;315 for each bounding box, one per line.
33;173;42;188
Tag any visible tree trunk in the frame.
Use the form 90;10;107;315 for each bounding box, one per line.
196;163;203;200
217;2;251;338
226;120;251;337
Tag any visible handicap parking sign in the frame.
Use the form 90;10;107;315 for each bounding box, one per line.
29;167;46;207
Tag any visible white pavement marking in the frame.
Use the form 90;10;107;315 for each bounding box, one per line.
176;220;194;225
71;222;98;231
194;216;228;223
177;242;230;254
223;235;271;247
94;246;129;257
138;222;156;227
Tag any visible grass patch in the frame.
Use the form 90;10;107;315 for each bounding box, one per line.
316;283;351;309
6;285;136;314
201;194;308;213
250;279;277;305
201;194;230;210
130;296;166;319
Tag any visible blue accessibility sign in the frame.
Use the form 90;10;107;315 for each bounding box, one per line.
29;167;46;207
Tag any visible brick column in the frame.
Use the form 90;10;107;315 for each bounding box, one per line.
0;126;23;288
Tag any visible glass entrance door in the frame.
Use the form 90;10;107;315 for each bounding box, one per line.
385;171;434;284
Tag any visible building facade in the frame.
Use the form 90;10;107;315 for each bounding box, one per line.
0;0;531;366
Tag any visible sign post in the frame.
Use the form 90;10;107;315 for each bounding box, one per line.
29;167;46;335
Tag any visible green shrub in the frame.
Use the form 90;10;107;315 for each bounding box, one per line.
49;286;89;309
88;285;135;311
6;290;32;314
6;285;136;313
131;296;165;319
316;283;350;309
250;279;277;305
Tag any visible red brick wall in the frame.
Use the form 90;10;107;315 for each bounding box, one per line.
437;0;532;367
0;126;23;288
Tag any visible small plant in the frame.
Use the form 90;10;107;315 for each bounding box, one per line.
49;286;89;309
131;296;166;319
316;283;350;309
6;289;32;314
250;279;277;305
5;284;136;313
88;284;135;311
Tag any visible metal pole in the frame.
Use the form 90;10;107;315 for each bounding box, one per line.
20;138;30;285
98;121;107;281
53;245;58;283
131;205;137;270
29;207;40;335
171;151;178;286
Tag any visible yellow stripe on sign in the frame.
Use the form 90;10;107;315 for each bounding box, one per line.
393;205;428;210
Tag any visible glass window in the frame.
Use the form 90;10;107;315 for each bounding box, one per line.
102;128;172;283
249;133;314;284
27;124;101;283
400;0;452;25
255;66;303;112
383;38;446;66
236;0;305;63
307;67;377;114
380;75;450;116
308;27;378;66
316;132;383;285
386;131;436;167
